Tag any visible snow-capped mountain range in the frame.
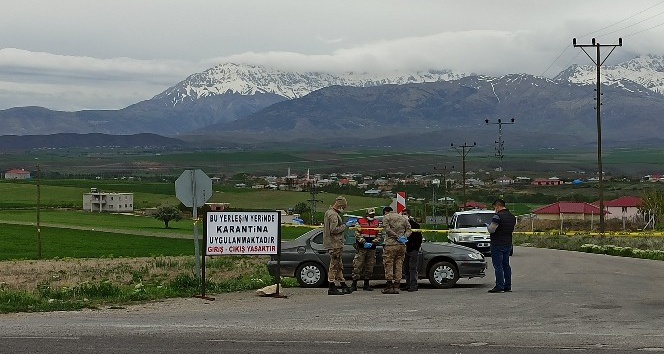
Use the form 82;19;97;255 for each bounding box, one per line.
153;63;468;105
153;55;664;107
3;54;664;150
555;54;664;94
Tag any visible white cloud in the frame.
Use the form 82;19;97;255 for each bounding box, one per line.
1;0;664;111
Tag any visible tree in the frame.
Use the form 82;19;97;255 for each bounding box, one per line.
154;205;182;228
640;189;664;229
293;202;311;215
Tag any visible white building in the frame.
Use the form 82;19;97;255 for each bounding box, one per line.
4;169;31;179
83;191;134;212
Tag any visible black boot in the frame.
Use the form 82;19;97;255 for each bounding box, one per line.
362;279;373;291
328;283;344;295
351;280;358;292
340;282;353;294
382;281;394;294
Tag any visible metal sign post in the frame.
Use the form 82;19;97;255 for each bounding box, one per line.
176;169;213;279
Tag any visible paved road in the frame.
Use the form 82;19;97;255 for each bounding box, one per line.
2;247;664;353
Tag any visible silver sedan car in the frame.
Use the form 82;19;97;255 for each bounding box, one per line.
267;228;486;289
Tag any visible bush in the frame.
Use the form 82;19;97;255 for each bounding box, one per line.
578;243;664;260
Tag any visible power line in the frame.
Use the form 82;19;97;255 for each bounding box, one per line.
578;0;664;38
596;9;664;38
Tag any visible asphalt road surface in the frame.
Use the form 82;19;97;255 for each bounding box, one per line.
2;246;664;354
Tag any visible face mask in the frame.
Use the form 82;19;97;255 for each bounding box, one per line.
367;216;374;221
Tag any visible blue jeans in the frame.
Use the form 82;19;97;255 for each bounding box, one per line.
490;245;512;290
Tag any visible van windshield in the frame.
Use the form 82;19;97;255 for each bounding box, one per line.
456;213;494;228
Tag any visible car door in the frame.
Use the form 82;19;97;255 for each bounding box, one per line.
345;229;387;279
308;230;330;270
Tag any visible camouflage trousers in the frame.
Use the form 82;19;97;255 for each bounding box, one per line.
383;244;406;282
352;248;376;280
327;248;345;283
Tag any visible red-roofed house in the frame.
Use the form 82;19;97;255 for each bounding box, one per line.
463;201;487;210
645;174;664;182
4;169;31;180
595;196;642;220
532;201;606;221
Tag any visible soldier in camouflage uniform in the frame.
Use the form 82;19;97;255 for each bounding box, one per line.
351;208;381;291
323;196;352;295
381;206;411;294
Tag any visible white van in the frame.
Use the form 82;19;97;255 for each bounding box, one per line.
447;210;495;254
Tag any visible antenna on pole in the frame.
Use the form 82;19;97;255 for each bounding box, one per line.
307;174;322;224
485;117;515;173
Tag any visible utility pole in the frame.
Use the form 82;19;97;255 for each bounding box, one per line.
36;161;42;259
573;37;622;234
308;182;323;225
485;118;515;172
451;142;475;211
440;165;453;225
431;177;440;228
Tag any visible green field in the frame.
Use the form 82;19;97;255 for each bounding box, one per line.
0;224;193;260
0;210;193;236
0;181;177;209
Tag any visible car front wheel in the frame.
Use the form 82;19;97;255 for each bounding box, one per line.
428;261;459;289
296;262;326;288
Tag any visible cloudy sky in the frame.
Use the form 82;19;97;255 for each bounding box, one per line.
2;0;664;111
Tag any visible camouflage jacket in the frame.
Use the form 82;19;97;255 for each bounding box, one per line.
323;207;347;249
382;212;411;246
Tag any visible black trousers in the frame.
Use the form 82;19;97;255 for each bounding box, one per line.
404;250;419;289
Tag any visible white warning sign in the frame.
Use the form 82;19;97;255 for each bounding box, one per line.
205;211;280;255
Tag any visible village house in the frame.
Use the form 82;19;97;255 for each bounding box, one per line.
4;169;31;180
596;196;642;221
532;201;605;221
531;177;563;186
494;175;514;185
83;190;134;213
463;201;487;210
644;174;664;182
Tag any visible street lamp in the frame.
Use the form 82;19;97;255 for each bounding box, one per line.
451;142;475;210
485;118;515;172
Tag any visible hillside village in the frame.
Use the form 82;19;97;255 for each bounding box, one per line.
227;168;659;224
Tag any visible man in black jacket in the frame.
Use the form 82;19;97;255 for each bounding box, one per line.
486;199;516;293
401;209;423;292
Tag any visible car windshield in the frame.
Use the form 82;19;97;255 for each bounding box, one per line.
457;213;494;228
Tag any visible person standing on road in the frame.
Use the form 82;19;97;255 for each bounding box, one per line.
381;206;411;294
351;208;382;291
323;196;354;295
401;208;423;292
486;198;516;293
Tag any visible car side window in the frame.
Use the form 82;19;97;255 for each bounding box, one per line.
312;232;323;244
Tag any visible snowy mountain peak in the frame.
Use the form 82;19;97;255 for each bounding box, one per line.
153;63;468;106
554;54;664;95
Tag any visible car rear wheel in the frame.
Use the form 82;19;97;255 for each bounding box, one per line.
428;261;459;289
296;262;326;288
